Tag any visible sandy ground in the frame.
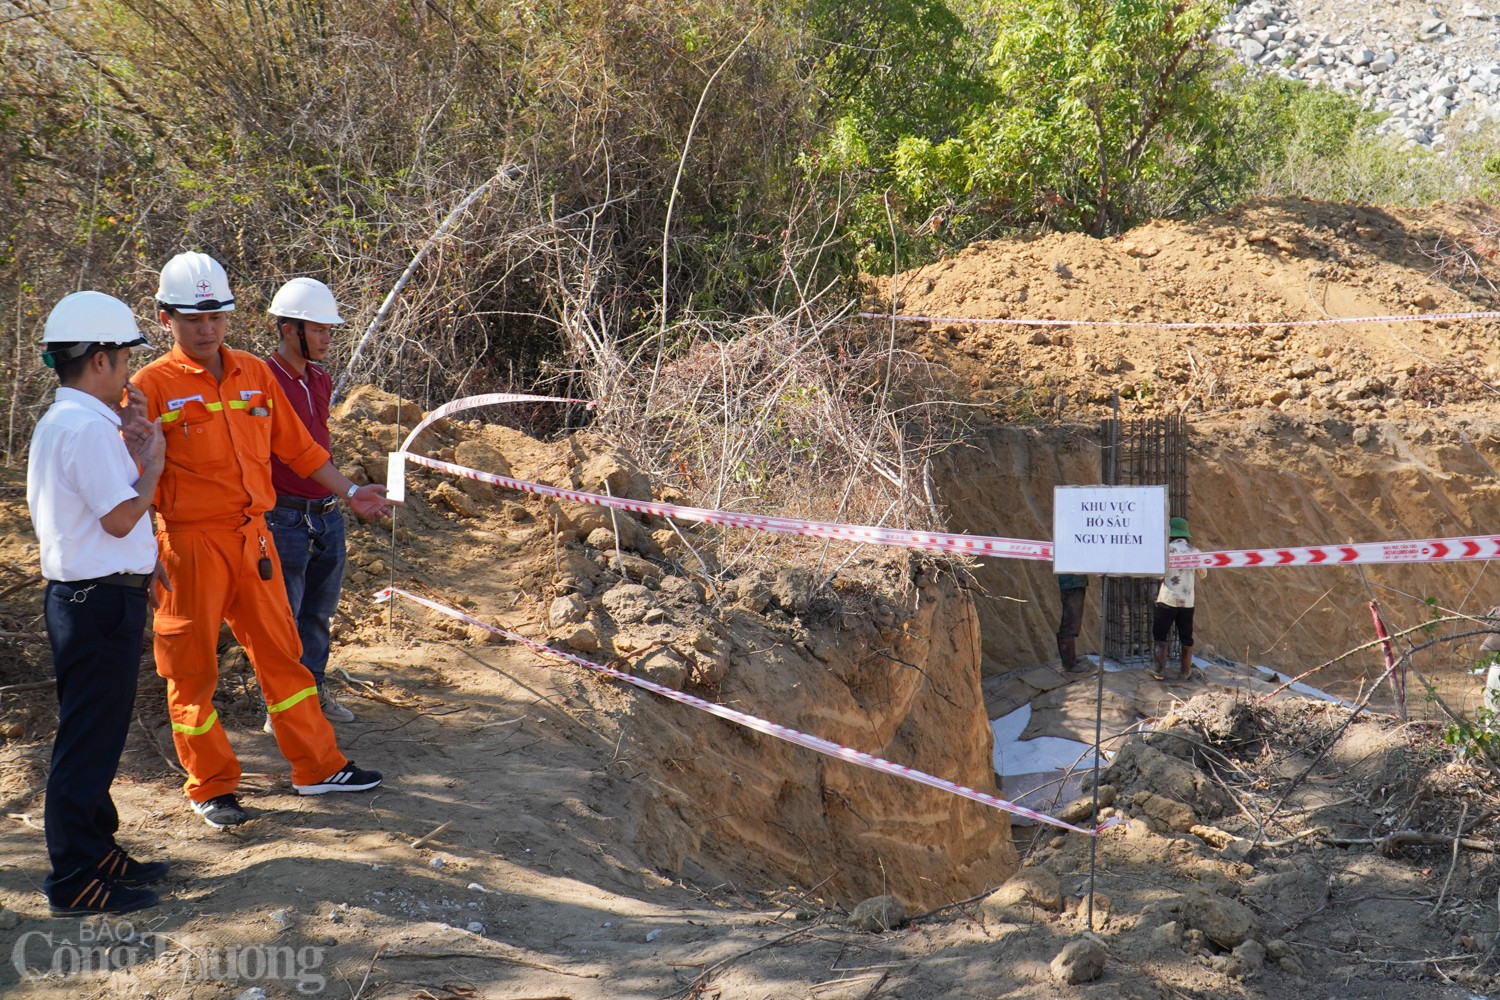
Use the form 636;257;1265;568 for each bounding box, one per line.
3;198;1500;997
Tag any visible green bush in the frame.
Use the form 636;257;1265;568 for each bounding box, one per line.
1239;75;1500;206
887;0;1235;236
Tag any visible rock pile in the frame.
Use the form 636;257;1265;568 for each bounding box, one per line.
1217;0;1500;147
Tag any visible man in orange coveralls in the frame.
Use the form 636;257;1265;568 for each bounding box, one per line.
132;251;398;829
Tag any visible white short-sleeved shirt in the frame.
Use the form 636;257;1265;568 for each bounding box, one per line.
26;387;156;581
1156;537;1199;608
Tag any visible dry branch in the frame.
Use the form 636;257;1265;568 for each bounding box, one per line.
1321;829;1498;855
0;680;51;695
411;820;453;849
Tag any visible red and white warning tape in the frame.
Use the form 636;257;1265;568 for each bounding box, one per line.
859;309;1500;331
394;391;596;456
373;585;1116;837
389;394;1052;561
392;395;1500;571
1172;535;1500;570
380;394;1500;838
403;451;1054;561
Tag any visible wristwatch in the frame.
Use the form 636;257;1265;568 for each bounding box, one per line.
345;483;359;500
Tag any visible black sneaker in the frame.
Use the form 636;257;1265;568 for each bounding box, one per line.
48;877;159;918
294;761;382;796
191;793;249;829
97;846;172;886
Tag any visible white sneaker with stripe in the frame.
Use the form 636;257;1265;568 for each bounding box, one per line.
293;761;382;796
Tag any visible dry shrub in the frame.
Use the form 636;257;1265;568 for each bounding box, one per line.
1402;360;1500;407
587;312;968;582
1420;213;1500;296
0;0;816;457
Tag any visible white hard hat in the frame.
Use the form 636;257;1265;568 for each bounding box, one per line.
156;251;235;312
41;291;151;368
268;277;343;325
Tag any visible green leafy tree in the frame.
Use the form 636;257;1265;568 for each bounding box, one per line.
894;0;1233;235
797;0;996;272
800;0;994;142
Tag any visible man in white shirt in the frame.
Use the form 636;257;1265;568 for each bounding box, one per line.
26;292;169;916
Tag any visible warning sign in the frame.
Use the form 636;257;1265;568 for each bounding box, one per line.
1052;485;1168;576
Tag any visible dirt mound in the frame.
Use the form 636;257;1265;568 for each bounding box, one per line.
870;198;1500;421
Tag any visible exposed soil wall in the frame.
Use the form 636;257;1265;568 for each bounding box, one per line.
604;564;1017;910
936;417;1500;686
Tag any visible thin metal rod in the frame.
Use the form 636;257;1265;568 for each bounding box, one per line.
1087;603;1105;932
1088;397;1123;930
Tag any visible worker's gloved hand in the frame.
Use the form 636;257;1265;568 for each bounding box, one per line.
348;483;401;520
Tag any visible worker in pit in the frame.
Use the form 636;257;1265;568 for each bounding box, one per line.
132;251;398;829
1056;573;1089;672
1152;516;1205;681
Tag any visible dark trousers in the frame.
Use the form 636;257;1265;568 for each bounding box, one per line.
1152;602;1195;647
1057;586;1087;641
42;580;148;897
266;505;347;684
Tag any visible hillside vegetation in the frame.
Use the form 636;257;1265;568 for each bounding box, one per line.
4;0;1499;472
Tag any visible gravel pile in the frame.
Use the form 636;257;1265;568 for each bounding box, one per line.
1217;0;1500;147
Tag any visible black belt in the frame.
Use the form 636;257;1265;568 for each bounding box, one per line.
57;572;152;590
275;494;338;515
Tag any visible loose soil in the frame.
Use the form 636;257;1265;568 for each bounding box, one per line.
3;197;1500;999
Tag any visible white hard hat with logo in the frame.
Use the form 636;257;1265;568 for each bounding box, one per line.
156;251;236;312
268;277;343;325
41;291;152;369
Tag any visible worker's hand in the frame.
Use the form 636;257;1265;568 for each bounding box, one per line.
117;383;148;421
119;388;156;463
132;417;165;473
348;483;402;520
122;417;165;471
149;560;173;611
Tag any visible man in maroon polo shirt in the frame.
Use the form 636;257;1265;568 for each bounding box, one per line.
263;278;356;724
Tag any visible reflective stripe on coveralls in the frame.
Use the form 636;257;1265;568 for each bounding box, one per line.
170;711;218;736
157;397;272;422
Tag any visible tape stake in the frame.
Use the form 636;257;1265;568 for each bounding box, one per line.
374;586;1102;836
386;451;407;504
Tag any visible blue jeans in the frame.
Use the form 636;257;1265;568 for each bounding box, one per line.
266;504;346;685
43;579;148;896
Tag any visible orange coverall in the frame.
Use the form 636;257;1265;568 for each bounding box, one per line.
133;344;347;802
